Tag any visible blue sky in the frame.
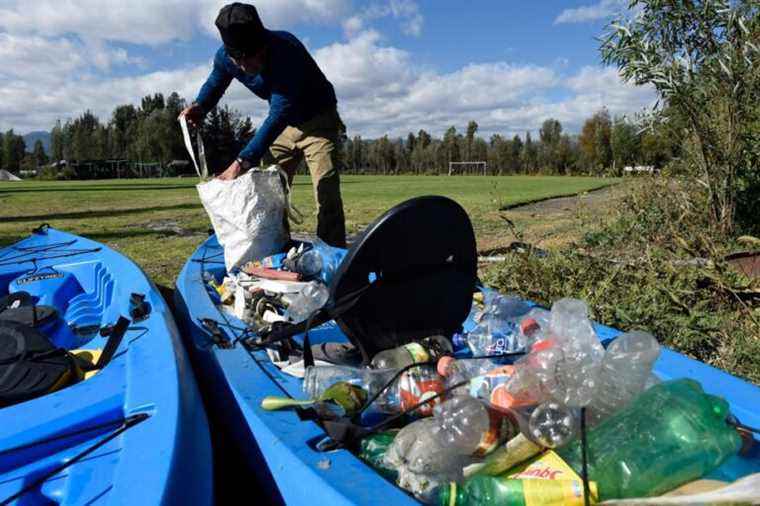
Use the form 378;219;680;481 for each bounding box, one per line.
0;0;654;138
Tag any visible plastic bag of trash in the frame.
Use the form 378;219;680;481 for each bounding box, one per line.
181;116;299;272
197;167;289;272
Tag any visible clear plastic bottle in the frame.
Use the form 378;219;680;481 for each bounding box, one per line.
286;281;329;322
438;357;512;400
370;335;453;369
586;330;661;425
538;298;605;407
384;396;491;501
455;293;533;356
303;364;396;400
303;364;444;416
557;379;742;500
527;401;577;448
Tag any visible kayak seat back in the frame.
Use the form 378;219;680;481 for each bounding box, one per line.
330;195;478;364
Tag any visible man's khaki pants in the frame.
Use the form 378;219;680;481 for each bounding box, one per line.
265;108;347;248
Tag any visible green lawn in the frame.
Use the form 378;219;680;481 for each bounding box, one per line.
0;175;617;286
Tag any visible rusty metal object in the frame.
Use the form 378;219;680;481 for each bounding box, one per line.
725;251;760;280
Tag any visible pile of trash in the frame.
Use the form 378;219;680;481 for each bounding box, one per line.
206;238;344;328
206;257;758;505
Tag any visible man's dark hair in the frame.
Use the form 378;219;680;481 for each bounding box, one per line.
215;3;268;59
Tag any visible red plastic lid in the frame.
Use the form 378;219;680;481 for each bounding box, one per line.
520;317;540;336
437;356;456;377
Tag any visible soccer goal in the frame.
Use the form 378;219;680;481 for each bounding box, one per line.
448;161;487;176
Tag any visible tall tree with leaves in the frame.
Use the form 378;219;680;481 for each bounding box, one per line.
601;0;760;232
32;140;48;167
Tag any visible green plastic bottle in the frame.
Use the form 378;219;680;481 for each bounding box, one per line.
438;476;594;506
556;379;742;500
358;432;398;482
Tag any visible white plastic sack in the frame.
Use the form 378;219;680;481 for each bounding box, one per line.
197;168;288;272
180;115;301;272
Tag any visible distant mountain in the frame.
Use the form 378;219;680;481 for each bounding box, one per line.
23;131;51;155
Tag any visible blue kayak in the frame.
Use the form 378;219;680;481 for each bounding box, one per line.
0;226;212;505
174;197;760;505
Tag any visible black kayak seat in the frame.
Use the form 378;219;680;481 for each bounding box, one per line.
0;321;78;408
329;195;477;365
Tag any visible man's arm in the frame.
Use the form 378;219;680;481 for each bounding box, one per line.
195;50;234;113
237;91;293;165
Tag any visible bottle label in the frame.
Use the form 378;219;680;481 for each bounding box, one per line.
520;479;596;506
506;451;598;505
398;370;444;417
472;407;516;457
402;342;430;363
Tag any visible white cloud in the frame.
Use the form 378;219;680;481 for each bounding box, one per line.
0;20;655;142
554;0;626;25
344;0;424;38
310;30;654;138
0;0;351;46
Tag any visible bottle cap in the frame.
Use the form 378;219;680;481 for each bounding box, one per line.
520;317;540;336
437;356;456;377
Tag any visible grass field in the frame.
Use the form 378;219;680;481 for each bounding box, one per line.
0;175;617;286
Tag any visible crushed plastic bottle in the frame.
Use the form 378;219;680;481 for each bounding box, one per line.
286;281;329;323
557;379;742;500
453;291;532;356
371;335;453;369
384;396;491;501
586;330;661;426
534;298;605;407
303;364;444;416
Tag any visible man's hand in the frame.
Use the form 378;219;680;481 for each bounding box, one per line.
178;103;205;127
217;159;244;180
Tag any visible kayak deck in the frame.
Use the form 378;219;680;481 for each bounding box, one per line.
0;227;212;505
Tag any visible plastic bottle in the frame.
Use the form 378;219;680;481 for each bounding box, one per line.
556;379;742;500
303;364;397;400
453;293;533;356
439;475;595;506
303;364;444;416
370;335;453;369
438;357;512;400
527;401;577;448
286;281;329;322
586;330;661;425
536;298;605;407
384;396;491;501
293;248;323;278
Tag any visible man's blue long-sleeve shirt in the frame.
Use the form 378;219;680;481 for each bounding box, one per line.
195;30;337;165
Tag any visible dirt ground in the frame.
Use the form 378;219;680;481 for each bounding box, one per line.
476;184;624;256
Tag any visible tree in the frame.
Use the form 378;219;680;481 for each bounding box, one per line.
32;140;48;167
521;131;538;173
511;135;523;173
465;120;478;161
579;110;612;173
3;130;25;172
601;0;760;232
539;118;563;173
610;117;640;174
50;121;64;162
442;126;460;166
